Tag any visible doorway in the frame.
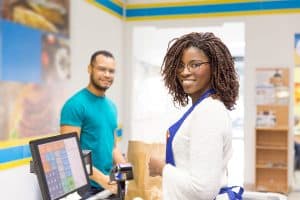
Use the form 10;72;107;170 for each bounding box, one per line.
130;22;245;185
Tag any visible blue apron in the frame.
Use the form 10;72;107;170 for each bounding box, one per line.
165;89;243;200
166;89;215;165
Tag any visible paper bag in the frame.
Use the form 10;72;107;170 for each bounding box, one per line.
125;140;165;200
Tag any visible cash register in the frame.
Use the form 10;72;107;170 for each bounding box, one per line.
29;132;133;200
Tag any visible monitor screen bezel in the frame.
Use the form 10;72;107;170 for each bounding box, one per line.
29;132;90;200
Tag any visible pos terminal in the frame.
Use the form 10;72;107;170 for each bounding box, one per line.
29;132;133;200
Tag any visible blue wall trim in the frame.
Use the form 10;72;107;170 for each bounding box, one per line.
92;0;300;19
0;145;31;163
126;1;300;17
95;0;123;16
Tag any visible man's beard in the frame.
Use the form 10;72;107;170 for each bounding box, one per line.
90;75;109;91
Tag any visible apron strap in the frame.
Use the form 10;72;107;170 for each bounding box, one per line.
166;89;216;166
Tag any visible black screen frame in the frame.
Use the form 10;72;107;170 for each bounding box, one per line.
29;132;90;200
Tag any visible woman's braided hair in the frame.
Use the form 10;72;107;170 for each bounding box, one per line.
161;32;239;110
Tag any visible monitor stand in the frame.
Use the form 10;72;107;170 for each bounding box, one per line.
85;190;112;200
59;190;113;200
59;191;82;200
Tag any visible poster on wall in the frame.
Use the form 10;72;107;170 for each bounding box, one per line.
295;33;300;67
0;82;67;140
42;33;71;82
0;20;71;83
1;20;42;83
0;1;71;169
295;33;300;134
1;0;69;36
295;82;300;134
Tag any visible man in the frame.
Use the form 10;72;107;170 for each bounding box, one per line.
60;50;125;195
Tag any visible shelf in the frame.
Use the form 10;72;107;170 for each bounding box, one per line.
256;145;287;150
256;167;288;193
256;126;288;131
256;164;287;170
256;185;288;194
256;104;288;107
256;131;288;147
255;67;289;194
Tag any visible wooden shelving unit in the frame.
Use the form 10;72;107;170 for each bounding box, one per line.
255;68;289;194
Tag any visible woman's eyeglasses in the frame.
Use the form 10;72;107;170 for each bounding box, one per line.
177;60;210;73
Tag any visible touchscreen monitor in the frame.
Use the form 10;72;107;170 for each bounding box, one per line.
29;132;90;200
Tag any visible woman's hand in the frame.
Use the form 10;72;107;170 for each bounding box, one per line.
148;156;165;177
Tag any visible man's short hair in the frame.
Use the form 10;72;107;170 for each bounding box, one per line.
90;50;114;65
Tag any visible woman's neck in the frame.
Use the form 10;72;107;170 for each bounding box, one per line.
191;87;212;104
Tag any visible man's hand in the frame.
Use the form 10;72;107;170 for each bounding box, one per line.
90;167;118;194
103;175;118;194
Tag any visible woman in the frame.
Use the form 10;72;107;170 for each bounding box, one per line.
148;32;239;200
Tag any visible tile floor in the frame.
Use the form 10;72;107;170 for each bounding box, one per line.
288;192;300;200
240;170;300;200
288;170;300;199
